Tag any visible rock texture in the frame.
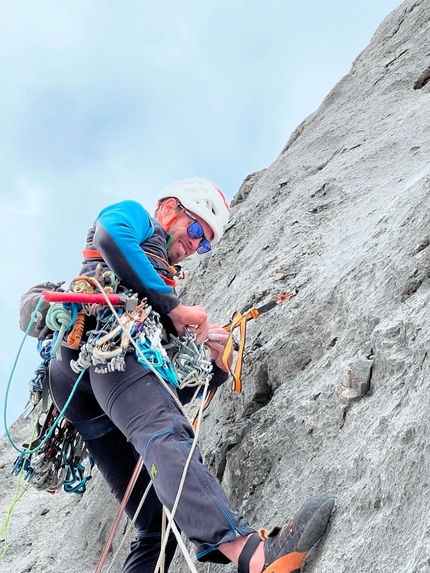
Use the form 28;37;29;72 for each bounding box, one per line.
2;1;430;572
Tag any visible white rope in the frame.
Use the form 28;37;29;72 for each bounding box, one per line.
164;508;199;573
153;378;209;573
105;476;201;573
104;480;153;573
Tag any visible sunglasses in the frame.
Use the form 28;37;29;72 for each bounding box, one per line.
179;205;212;254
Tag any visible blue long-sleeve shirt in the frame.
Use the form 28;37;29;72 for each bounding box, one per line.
80;200;180;314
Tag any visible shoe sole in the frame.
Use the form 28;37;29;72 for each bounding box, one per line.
262;495;335;573
295;495;335;552
262;551;307;573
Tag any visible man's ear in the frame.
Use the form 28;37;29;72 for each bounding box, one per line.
156;198;180;229
159;198;178;216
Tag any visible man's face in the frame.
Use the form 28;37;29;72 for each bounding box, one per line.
167;208;214;265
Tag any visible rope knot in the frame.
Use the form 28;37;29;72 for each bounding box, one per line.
45;304;73;360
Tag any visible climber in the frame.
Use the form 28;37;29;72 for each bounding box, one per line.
43;177;334;573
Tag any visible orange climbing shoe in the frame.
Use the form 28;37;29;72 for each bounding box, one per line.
238;495;335;573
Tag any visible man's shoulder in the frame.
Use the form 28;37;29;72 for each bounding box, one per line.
98;200;153;228
100;199;147;215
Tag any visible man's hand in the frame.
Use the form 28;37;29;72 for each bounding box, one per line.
204;324;233;372
168;303;210;345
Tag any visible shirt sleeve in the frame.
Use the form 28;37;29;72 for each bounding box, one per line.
93;200;180;314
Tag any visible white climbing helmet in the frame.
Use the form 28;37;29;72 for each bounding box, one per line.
156;177;230;245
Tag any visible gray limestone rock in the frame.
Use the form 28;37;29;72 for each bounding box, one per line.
2;1;430;572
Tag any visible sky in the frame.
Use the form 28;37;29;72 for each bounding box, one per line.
1;0;402;430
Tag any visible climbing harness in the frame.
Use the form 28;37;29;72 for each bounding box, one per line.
46;276;214;573
10;273;214;493
46;276;212;390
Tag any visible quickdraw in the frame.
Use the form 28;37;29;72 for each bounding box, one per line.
167;328;213;387
25;358;50;416
12;403;93;495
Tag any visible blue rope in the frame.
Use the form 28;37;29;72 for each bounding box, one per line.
63;302;81;326
4;296;45;439
135;338;179;387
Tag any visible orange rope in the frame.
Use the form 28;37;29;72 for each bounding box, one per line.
67;310;86;348
95;456;144;573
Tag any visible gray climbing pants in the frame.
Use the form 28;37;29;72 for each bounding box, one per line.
49;347;255;572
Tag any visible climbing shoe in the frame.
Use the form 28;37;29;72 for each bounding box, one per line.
238;495;335;573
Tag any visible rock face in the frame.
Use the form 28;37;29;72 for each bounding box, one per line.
2;1;430;572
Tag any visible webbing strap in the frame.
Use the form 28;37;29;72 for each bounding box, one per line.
220;292;296;392
222;308;260;393
82;248;103;259
238;532;262;573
